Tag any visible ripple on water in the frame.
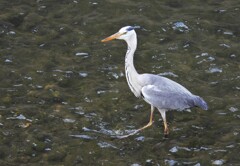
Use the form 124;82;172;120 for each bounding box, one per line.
82;125;138;138
4;59;13;63
169;146;211;153
79;72;88;78
7;31;16;35
223;31;234;36
207;67;222;73
74;110;85;115
196;52;215;64
107;72;124;79
135;136;145;142
165;159;201;166
158;72;178;78
63;118;75;123
69;134;96;140
75;52;89;58
69;106;85;115
96;89;119;95
219;43;230;48
6;114;32;122
97;141;118;149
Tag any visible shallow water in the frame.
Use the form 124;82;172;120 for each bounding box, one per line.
0;0;239;165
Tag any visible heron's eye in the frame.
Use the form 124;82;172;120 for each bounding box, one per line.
123;32;127;35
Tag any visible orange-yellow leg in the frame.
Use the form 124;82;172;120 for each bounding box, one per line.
158;109;169;137
116;106;155;139
163;120;169;136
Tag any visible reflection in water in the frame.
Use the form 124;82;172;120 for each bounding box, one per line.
0;0;239;165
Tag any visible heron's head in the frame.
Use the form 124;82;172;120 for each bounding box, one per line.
101;26;140;42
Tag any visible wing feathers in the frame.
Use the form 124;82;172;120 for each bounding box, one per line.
141;85;206;110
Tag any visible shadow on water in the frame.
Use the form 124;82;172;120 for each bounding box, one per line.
0;0;239;165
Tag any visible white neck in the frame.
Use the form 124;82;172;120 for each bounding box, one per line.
124;32;141;98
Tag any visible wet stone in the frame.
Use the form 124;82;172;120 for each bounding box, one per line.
131;164;141;166
165;159;178;166
145;159;154;166
229;107;238;112
169;146;178;153
172;22;189;32
212;159;225;165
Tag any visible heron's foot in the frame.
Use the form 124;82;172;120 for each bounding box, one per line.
164;130;169;138
113;120;154;139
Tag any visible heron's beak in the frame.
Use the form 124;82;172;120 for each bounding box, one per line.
101;32;122;42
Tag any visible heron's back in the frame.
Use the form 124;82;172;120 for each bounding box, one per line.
139;74;192;94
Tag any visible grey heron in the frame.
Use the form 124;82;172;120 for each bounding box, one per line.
101;26;208;138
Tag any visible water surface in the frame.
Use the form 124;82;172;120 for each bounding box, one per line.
0;0;239;165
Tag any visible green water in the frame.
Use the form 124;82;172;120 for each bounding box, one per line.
0;0;239;165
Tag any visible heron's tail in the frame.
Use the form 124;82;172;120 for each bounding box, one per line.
193;96;208;110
